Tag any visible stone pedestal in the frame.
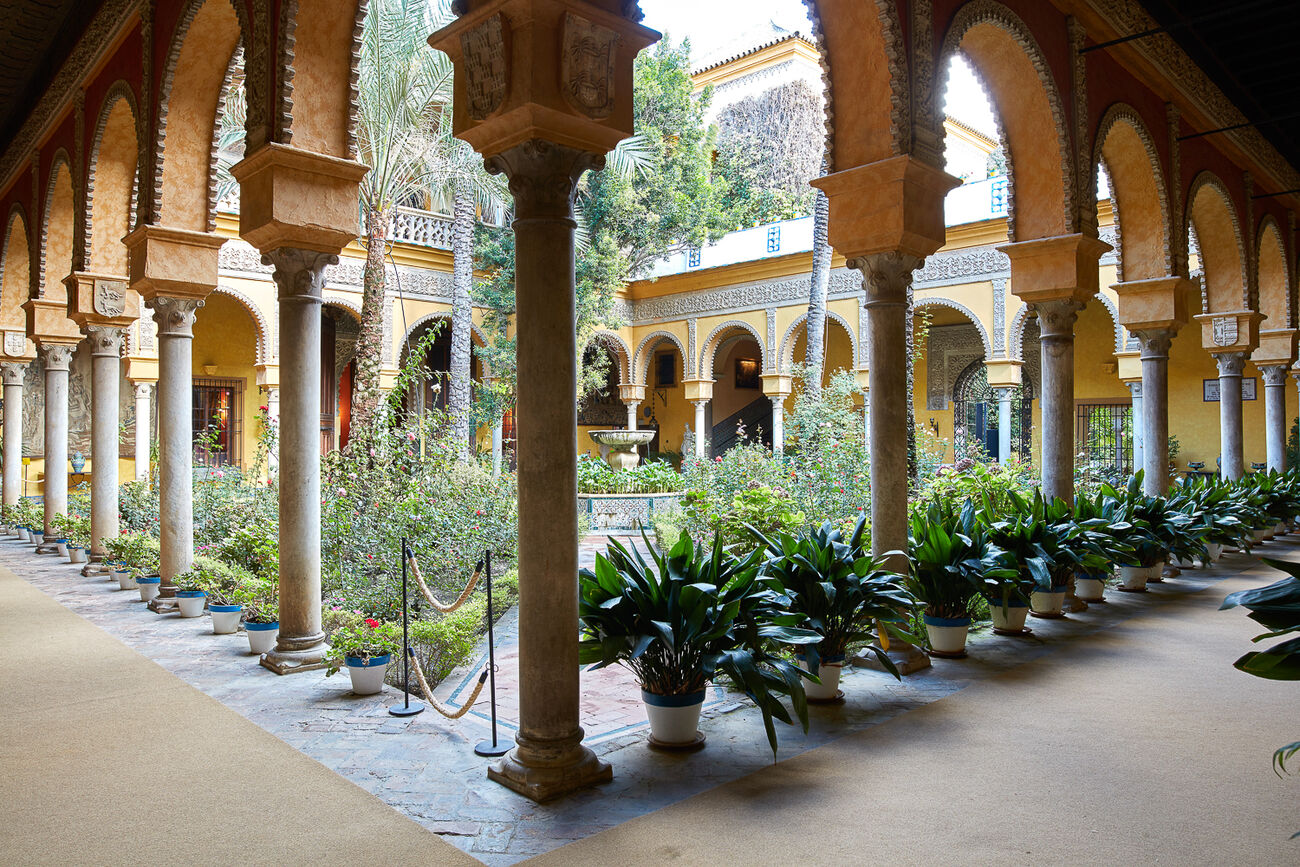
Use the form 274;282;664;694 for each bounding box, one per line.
132;382;153;481
1261;365;1289;472
261;249;336;675
1214;352;1246;481
86;327;125;566
38;343;76;545
1;362;28;505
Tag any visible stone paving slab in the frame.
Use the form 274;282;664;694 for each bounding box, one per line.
2;531;1289;866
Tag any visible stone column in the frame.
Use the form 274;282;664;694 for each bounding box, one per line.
1135;331;1174;495
855;252;929;674
1126;381;1144;479
996;387;1013;465
692;400;708;459
491;417;504;478
623;401;638;431
85;326;125;564
2;362;28;505
149;297;202;598
1216;352;1246;480
862;392;870;450
133;382;153;481
481;140;611;800
264;386;280;473
38;342;75;546
1033;299;1084;503
261;249;336;674
1261;364;1288;472
770;395;786;454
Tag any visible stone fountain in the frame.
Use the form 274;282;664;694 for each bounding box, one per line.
587;429;656;470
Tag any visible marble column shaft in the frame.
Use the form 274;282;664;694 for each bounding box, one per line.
1261;364;1288;473
2;362;27;505
1216;352;1246;481
484;139;610;798
693;400;708;458
87;327;125;558
1034;300;1084;503
996;388;1013;465
262;248;336;674
40;343;75;537
1138;329;1175;495
770;396;785;454
150;296;202;587
623;401;638;431
1127;382;1144;480
133;382;153;481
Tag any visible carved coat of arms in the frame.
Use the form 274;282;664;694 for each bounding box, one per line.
3;332;25;357
461;14;507;120
1212;316;1238;347
562;13;617;119
93;280;127;317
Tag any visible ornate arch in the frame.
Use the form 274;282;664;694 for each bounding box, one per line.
399;311;492;377
1092;103;1173;281
322;294;362;319
1255;214;1290;327
0;203;32;302
939;0;1074;241
633;329;688;385
1185;171;1248;312
584;329;632;384
1092;292;1128;353
1009;303;1033;362
39;149;74;295
85;80;141;268
914;297;993;358
700;319;767;379
778;310;858;371
213;283;271;363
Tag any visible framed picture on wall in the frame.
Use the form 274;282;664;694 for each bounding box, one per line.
655;352;676;387
1203;377;1257;401
735;357;761;389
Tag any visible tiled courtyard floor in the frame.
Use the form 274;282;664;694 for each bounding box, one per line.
3;531;1287;865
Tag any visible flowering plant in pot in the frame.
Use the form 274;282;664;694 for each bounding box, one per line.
579;531;820;754
230;578;279;654
171;571;208;618
752;514;917;700
323;614;401;695
907;499;1000;656
103;533;158;590
178;557;251;634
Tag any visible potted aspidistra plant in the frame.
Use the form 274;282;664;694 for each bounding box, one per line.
579;531;819;754
908;499;997;656
1100;473;1180;592
753;514;916;700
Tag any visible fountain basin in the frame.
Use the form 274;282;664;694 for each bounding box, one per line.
588;429;656;470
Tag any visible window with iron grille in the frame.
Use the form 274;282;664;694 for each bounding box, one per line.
193;378;243;469
766;225;781;253
1075;401;1133;478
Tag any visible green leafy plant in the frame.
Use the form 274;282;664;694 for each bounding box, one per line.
103;533;160;576
229;578;278;624
680;484;806;557
175;556;253;605
577;454;683;494
578;531;821;756
752;513;917;677
323;615;403;676
907;499;1000;621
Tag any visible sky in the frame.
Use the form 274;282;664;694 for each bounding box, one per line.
637;0;997;136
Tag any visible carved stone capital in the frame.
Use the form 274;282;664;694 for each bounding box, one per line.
133;382;154;399
1127;381;1143;398
148;296;204;338
38;343;75;372
1135;328;1174;360
1260;364;1289;387
262;248;339;304
851;252;925;306
0;361;29;386
84;325;126;358
1031;298;1085;340
1215;351;1247;378
485;139;604;221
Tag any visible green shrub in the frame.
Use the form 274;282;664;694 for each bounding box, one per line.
175;556;253;604
577;454;683;493
407;597;490;686
216;525;279;580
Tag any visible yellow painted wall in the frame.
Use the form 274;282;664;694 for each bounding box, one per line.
192;293;262;475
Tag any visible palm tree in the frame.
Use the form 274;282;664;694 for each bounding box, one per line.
804;169;831;402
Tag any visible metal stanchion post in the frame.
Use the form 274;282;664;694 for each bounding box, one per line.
475;548;510;757
389;537;425;717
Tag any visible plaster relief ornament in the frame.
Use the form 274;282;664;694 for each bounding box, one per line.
4;332;26;357
461;14;507;120
92;279;127;317
562;13;617;119
1212;316;1238;347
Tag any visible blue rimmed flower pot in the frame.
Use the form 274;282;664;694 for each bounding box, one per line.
245;621;279;655
53;538;68;558
795;653;847;702
987;596;1031;635
1117;564;1160;593
31;530;45;546
345;654;391;695
1075;573;1109;602
209;604;243;634
68;545;86;564
923;614;971;656
16;527;29;541
137;575;162;603
176;590;207;618
1030;586;1070;618
115;568;138;591
641;688;706;748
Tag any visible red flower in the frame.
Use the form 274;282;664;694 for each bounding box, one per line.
364;618;380;628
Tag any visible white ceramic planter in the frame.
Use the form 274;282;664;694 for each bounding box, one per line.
924;616;971;655
116;570;138;591
54;540;68;557
68;547;86;564
1030;589;1067;617
642;689;705;745
17;528;29;541
345;655;391;695
246;622;279;655
1205;543;1223;562
989;602;1030;634
137;577;161;603
796;656;844;701
209;605;243;634
176;592;207;618
31;531;44;546
1254;527;1272;543
1118;564;1160;592
1075;577;1106;602
1274;522;1288;537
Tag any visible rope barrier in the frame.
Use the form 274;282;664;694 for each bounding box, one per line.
407;553;482;613
407;647;490;719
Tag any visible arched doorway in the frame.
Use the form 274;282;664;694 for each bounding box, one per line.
952;358;1032;463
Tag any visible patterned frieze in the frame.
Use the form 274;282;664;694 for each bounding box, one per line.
632;268;861;324
218;240;456;301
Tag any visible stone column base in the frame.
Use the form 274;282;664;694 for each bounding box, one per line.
80;560;112;577
260;642;328;675
35;542;61;555
148;594;179;613
852;641;932;675
488;744;612;803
